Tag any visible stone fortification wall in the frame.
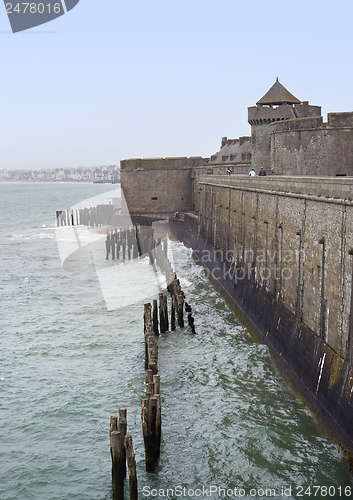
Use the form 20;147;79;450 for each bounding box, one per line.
248;103;321;172
198;173;353;200
191;174;353;455
271;112;353;176
120;157;208;215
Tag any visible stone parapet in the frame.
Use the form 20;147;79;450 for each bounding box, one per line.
271;116;323;133
121;156;207;172
198;174;353;201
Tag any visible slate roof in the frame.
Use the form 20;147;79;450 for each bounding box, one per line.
210;138;251;165
257;78;301;105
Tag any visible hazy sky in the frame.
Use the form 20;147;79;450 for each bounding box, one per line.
1;0;353;170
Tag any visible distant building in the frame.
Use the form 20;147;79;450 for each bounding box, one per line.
208;136;252;175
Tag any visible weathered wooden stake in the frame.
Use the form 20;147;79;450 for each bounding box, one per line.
159;294;168;333
163;295;169;332
141;396;160;472
153;374;160;396
122;233;126;260
106;233;110;260
177;293;184;327
110;409;127;499
171;295;176;331
152;299;159;336
144;303;152;333
124;435;138;500
188;313;196;334
127;232;131;260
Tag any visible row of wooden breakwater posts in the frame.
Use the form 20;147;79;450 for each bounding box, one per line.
55;207;112;227
110;274;196;499
105;226;194;335
105;226;169;266
106;225;197;335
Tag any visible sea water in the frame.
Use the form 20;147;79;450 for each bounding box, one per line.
0;183;352;500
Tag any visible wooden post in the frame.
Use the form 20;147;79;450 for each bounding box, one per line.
188;313;196;334
110;408;127;499
159;294;166;333
146;383;153;396
141;396;160;472
171;295;176;331
133;233;138;259
127;230;131;260
146;368;154;396
163;295;169;332
144;303;152;334
117;233;120;260
146;369;153;385
124;435;138;500
149;246;154;265
152;299;159;336
153;374;160;396
111;235;116;260
177;293;184;327
122;232;126;260
106;233;110;260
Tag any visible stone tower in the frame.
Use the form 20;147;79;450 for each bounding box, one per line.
248;79;305;172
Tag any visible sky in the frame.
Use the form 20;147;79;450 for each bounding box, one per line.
1;0;353;170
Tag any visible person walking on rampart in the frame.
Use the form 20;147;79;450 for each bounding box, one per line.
259;167;266;176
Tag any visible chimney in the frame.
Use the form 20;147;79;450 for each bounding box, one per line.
221;137;227;148
239;136;250;146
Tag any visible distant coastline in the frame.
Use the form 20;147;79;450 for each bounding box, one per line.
0;179;94;184
0;179;120;184
0;164;120;183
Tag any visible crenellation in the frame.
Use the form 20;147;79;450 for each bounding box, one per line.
327;112;353;128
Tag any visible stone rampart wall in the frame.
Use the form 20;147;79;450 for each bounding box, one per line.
271;113;353;176
190;174;353;455
198;174;353;358
121;157;208;215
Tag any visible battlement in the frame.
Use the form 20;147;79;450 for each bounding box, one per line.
327;112;353;128
271;116;324;133
121;156;207;172
248;104;295;125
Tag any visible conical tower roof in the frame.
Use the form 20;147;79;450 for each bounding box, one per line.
257;78;301;105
